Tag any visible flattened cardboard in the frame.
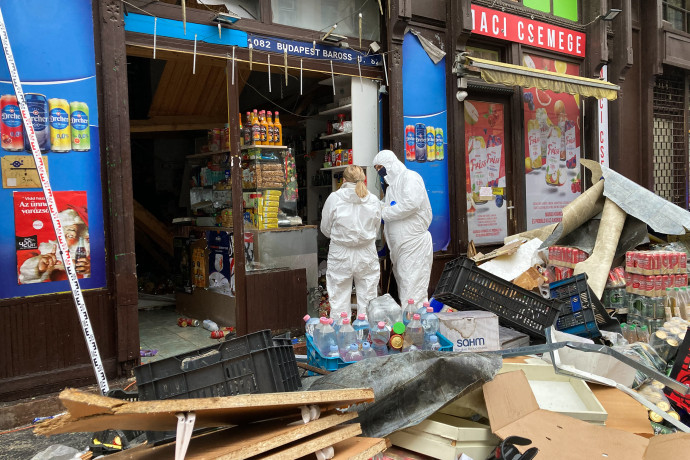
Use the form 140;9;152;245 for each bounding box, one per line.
483;371;690;460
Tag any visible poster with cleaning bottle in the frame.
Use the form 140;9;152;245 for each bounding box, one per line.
464;100;507;245
522;54;582;229
0;0;105;297
402;32;450;252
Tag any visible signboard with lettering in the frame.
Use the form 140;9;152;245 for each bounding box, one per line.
471;5;586;57
247;34;382;67
598;66;609;168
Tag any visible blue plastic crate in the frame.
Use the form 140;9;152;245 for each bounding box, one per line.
305;332;453;372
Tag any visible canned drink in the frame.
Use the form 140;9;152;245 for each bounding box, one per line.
404;125;415;161
415;123;426;162
23;93;50;153
626;251;634;270
1;94;23;151
662;252;670;274
69;101;90;151
670;252;679;273
435;127;444;160
48;98;71;152
426;126;436;161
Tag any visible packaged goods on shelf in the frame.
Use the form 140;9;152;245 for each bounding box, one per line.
625;250;687;275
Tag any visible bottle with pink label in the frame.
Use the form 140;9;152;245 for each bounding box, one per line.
468;136;487;203
545;126;563;186
565;120;578;169
527;119;542;170
485;135;502;187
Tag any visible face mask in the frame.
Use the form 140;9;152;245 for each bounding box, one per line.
377;166;387;178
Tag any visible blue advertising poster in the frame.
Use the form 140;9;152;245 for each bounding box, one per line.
402;33;450;252
0;0;106;298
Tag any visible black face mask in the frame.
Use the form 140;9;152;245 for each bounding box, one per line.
377;166;387;178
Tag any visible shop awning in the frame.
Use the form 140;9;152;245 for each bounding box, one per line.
466;56;619;100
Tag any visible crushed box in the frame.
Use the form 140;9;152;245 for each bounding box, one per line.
436;311;500;352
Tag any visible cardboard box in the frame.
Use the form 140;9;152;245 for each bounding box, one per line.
436;311;500;352
483;371;690;459
498;363;607;425
389;413;499;460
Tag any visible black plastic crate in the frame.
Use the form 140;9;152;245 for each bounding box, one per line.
434;258;561;338
549;274;601;339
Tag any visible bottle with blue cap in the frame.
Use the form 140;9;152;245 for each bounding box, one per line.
344;343;363;362
423;335;441;351
327;344;340;358
361;341;377;359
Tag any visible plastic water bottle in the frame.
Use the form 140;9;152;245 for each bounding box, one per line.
403;299;416;326
361;342;377;359
315;317;337;356
627;323;638;343
423;335;441;351
677;287;689;320
637;325;650;343
421;307;440;340
403;314;424;351
416;301;430;317
664;287;675;320
352;313;370;346
344;343;363;362
327;344;340;358
303;314;320;338
336;319;358;359
334;311;348;333
202;319;219;332
371;321;390;356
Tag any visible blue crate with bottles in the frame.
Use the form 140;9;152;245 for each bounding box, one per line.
304;296;452;373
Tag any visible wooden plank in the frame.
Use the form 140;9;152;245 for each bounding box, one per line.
132;199;174;255
108;412;358;460
256;425;362;460
328;437;391;460
35;387;374;435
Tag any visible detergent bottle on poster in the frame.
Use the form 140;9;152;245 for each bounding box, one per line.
527;119;542;170
545;126;563;186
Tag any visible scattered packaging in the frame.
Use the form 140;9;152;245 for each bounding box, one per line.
436;311;500;352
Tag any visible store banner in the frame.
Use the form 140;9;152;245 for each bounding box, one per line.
471;4;585;57
247;34;382;67
598;65;609;168
402;32;450;252
125;13;247;48
0;0;106;297
465;100;508;245
522;54;581;229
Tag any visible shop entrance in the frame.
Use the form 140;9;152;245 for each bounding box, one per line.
125;48;381;361
465;96;516;246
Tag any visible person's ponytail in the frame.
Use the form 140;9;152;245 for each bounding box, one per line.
343;165;368;199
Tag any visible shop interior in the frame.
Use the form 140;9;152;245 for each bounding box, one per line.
126;48;382;361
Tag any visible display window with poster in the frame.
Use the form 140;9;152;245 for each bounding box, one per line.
521;53;582;230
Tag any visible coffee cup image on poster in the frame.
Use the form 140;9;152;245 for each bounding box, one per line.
0;92;90;153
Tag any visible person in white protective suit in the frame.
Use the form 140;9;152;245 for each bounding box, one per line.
373;149;433;310
321;165;382;319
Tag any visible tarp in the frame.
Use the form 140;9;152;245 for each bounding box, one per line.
308;351;501;438
466;56;619;100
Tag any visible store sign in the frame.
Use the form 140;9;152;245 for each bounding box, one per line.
471;5;585;57
247;34;382;67
402;32;450;252
598;66;609;168
0;0;106;298
125;13;248;48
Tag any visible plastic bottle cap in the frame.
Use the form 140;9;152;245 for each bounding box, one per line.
407;299;415;304
357;313;366;320
427;307;433;313
629;324;636;329
430;335;438;342
362;342;371;349
340;312;348;318
413;314;421;320
675;287;680;291
392;322;406;335
303;315;311;322
377;321;386;329
342;319;350;325
389;335;403;349
329;345;338;352
423;301;430;307
349;344;358;350
320;317;329;324
328;318;334;325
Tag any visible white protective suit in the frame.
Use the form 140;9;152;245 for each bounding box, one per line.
321;182;382;319
373;150;433;310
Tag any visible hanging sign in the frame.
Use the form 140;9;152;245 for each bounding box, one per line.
247;34;382;67
598;65;609;168
471;5;585;57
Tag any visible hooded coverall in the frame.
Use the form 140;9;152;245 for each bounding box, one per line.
372;149;433;310
321;182;382;319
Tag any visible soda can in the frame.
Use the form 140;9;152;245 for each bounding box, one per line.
69;101;90;151
415;123;426;162
48;98;71;152
1;94;23;151
626;251;633;269
426;125;436;161
404;125;415;161
23;93;50;153
435;127;444;160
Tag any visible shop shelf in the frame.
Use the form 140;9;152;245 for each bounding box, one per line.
318;104;352;116
549;274;602;339
305;332;453;373
241;144;288;150
186;149;231;159
319;132;352;140
433;258;562;338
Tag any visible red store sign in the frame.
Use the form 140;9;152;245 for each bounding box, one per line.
471;5;585;57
